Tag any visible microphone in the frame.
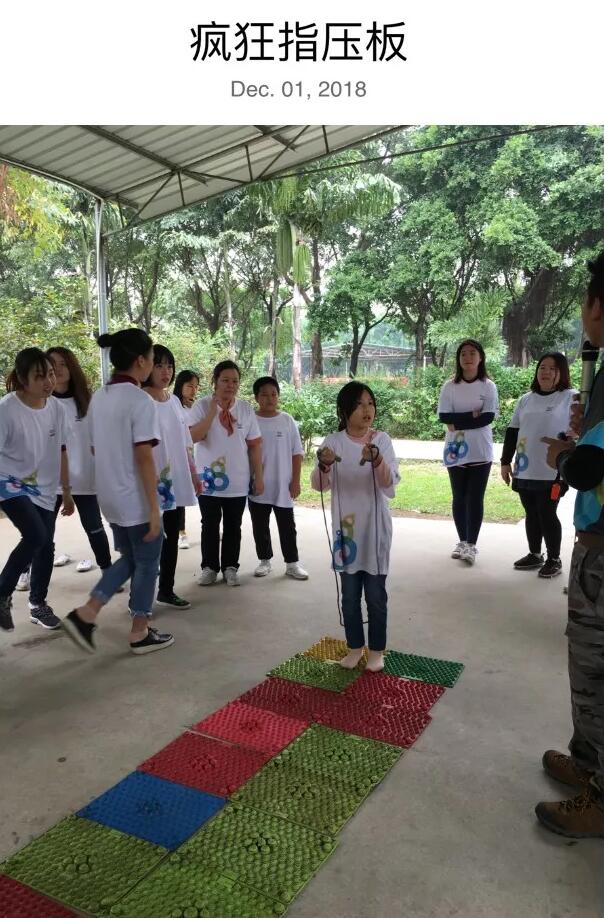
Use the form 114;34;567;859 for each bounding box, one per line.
580;340;599;406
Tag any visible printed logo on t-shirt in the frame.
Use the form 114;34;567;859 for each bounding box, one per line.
201;456;230;494
333;513;358;570
444;432;469;466
514;437;529;474
49;427;56;437
157;464;175;511
0;472;41;501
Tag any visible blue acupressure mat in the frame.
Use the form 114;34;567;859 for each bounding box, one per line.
77;770;226;850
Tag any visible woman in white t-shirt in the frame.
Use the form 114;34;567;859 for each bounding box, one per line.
0;348;74;633
143;346;201;609
62;329;174;657
173;369;200;550
311;382;401;674
189;360;264;587
248;376;308;581
501;352;577;579
437;339;499;566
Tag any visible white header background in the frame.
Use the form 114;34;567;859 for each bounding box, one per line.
1;0;603;123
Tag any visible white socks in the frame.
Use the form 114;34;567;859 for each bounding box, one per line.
340;648;364;669
366;650;385;672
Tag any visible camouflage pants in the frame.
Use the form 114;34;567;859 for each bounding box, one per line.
567;542;604;793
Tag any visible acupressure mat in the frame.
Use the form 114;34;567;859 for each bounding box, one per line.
0;638;463;916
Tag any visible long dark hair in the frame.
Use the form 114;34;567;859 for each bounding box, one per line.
174;370;200;406
142;344;176;388
46;346;92;418
530;352;572;393
454;339;489;383
6;347;54;393
97;329;153;372
587;251;604;307
336;381;377;431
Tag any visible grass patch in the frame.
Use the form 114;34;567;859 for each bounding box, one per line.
297;459;524;524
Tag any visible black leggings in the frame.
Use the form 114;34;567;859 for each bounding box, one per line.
158;506;181;595
0;496;56;604
518;488;562;559
447;463;492;545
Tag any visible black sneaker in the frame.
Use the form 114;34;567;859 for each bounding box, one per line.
29;604;61;630
61;609;97;653
0;596;15;632
539;558;563;579
130;626;174;655
514;552;544;571
156;593;191;609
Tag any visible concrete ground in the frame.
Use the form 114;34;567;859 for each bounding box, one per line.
0;497;602;918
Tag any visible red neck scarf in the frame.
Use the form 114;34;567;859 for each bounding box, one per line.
217;399;236;436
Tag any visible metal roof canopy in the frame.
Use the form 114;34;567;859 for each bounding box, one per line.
0;124;402;380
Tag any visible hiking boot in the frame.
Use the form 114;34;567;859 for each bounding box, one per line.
224;567;240;586
285;562;309;580
535;786;604;838
29;604;61;630
539;558;563;579
156;592;191;609
451;542;466;560
254;559;272;577
0;596;15;632
542;750;594;788
460;543;477;565
62;609;96;653
197;568;218;586
514;552;544;570
130;626;174;655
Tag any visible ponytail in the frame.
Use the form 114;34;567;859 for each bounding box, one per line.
97;329;153;372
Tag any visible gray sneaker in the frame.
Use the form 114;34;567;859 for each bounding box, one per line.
224;567;240;586
30;604;62;630
0;596;15;632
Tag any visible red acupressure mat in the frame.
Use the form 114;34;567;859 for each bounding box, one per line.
138;731;272;797
0;875;79;918
342;672;446;712
190;700;309;756
237;677;341;721
316;697;432;748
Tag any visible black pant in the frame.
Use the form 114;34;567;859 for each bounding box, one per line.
176;506;186;531
198;495;247;572
518;488;562;559
248;500;299;563
0;496;56;604
158;506;181;595
447;463;492;545
53;494;112;569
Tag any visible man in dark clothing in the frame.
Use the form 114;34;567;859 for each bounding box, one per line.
539;252;604;838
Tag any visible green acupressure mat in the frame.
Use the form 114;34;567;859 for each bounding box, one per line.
108;861;286;918
177;803;336;905
0;816;167;916
232;757;374;836
268;655;361;692
383;650;464;687
274;724;402;787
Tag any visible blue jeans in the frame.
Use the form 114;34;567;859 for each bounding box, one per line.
90;522;163;618
0;496;56;604
340;571;388;651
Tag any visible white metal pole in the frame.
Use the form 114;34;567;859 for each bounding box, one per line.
94;199;110;384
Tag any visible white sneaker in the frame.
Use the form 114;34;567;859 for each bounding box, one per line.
451;542;466;560
285;562;309;581
16;572;30;591
460;543;477;565
224;567;240;586
254;560;272;577
178;535;190;550
76;559;94;573
197;568;218;586
53;553;71;567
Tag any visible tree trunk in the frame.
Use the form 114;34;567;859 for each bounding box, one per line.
268;273;279;377
292;283;303;389
349;324;361;378
222;240;235;358
311;331;323;378
310;238;324;378
502;267;556;366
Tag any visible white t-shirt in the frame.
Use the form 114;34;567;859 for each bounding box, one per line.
0;392;67;511
510;388;578;482
316;430;400;576
190;396;262;498
152;395;197;511
88;381;161;527
55;395;95;495
248;412;304;509
438;378;499;467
